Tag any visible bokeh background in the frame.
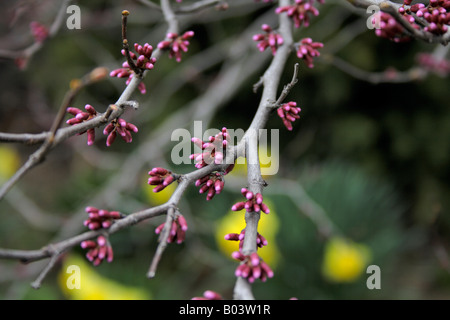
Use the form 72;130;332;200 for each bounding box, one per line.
0;0;449;300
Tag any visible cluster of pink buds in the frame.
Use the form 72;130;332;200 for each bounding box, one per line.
190;127;230;169
232;251;274;283
155;214;188;244
66;104;98;145
103;118;138;146
192;290;223;300
416;53;450;76
275;0;322;28
148;167;176;192
109;43;156;94
400;0;450;35
30;21;48;43
295;38;323;68
373;12;416;42
253;24;284;55
195;172;225;201
225;229;268;250
232;188;270;214
81;235;114;266
83;206;123;230
157;31;194;62
277;101;301;131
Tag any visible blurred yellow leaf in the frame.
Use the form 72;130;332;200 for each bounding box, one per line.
322;236;371;283
58;254;151;300
215;199;280;268
0;146;20;180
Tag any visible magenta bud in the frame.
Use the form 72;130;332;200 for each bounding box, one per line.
214;179;224;193
155;223;165;234
261;203;270;214
231;251;245;261
85;206;99;213
80;240;96;249
203;290;221;300
66;118;82;125
97;246;107;259
150;167;169;176
177;215;188;231
252;265;262;279
250;252;260;266
163;175;174;186
182;30;194;39
102;220;112;228
262;24;272;32
106;246;114;263
199;184;209;194
97;235;107;246
224;233;240;241
87;129;95;146
106;131;117;146
153;184;167;193
88;221;101;230
255;193;263;204
148;176;163;185
108;211;122;219
260;261;274;278
84;104;96;114
98;209;109;217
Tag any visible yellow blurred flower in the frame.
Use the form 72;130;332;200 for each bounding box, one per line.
215;199;280;268
0;145;20;180
143;175;176;206
322;236;371;283
58;254;150;300
229;145;278;179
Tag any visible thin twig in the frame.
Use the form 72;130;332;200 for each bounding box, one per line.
121;10;142;76
274;63;299;106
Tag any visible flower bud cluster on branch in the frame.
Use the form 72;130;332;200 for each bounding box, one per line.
83;206;124;230
190;127;231;168
157;31;195;62
103;118;139;146
416;52;450;75
232;188;271;214
66;104;139;147
155;214;188;244
148;167;177;193
373;0;450;42
277;101;302;131
110;42;156;94
232;251;274;283
66;105;98;145
253;24;284;55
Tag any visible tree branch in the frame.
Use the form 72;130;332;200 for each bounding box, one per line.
233;0;295;300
